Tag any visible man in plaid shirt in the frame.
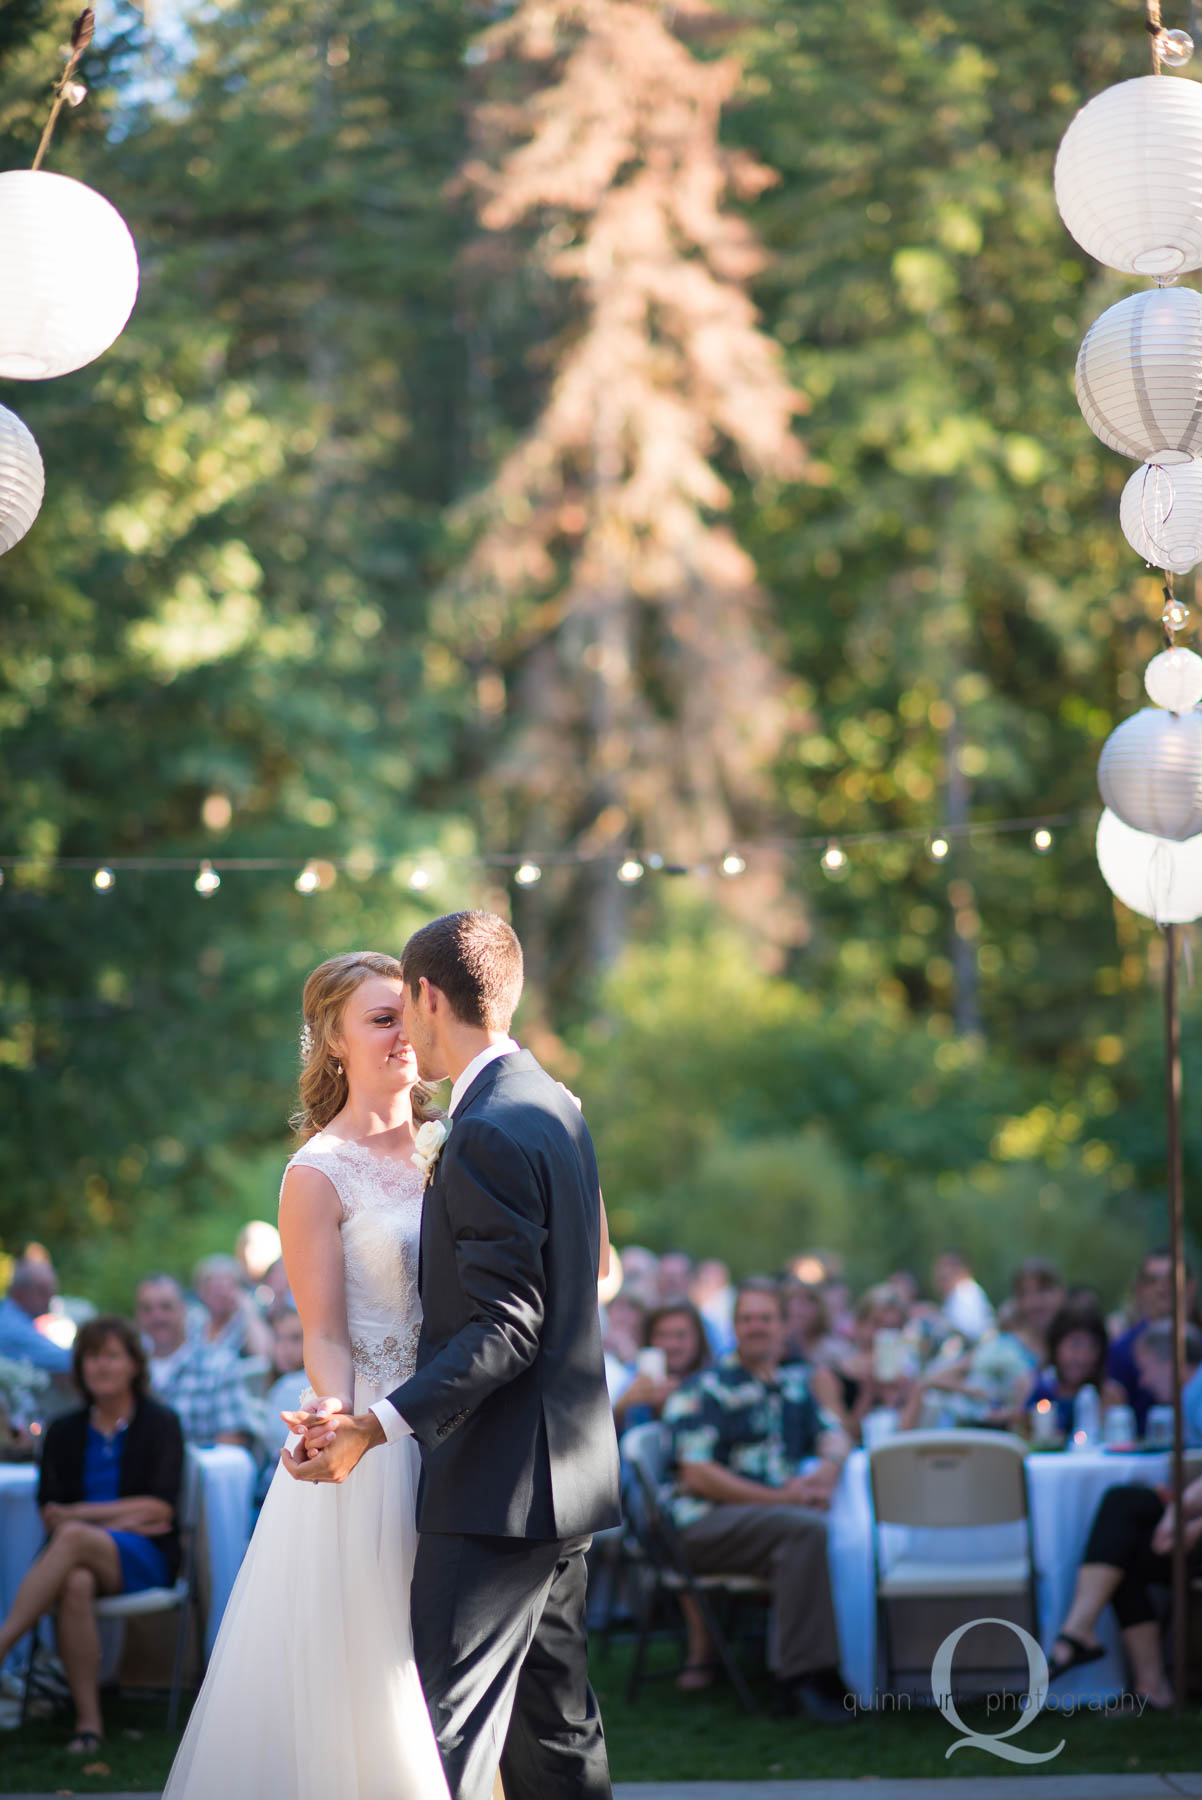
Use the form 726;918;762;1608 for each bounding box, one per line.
662;1276;850;1722
135;1274;264;1451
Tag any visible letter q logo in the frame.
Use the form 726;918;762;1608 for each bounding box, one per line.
931;1618;1065;1764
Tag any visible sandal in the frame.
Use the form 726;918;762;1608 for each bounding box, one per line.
676;1659;719;1693
1048;1632;1105;1680
65;1729;103;1754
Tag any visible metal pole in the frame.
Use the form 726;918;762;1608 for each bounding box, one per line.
1165;921;1188;1715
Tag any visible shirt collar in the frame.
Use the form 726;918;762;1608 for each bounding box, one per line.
448;1038;519;1116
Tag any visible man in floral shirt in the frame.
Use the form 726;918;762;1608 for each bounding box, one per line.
662;1277;850;1722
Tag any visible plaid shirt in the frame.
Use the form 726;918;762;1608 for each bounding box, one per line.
150;1341;265;1452
662;1352;844;1528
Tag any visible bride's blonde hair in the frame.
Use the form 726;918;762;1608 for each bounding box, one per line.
290;951;440;1142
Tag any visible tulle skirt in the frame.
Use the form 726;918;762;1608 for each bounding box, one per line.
163;1405;449;1800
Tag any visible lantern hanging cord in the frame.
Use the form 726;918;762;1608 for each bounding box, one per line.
31;9;94;172
1147;0;1165;71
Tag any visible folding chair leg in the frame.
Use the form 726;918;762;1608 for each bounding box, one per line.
626;1568;662;1704
682;1576;759;1715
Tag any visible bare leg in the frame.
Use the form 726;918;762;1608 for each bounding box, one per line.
1050;1563;1122;1666
1122;1620;1173;1708
676;1592;716;1691
0;1523;121;1664
57;1566;105;1739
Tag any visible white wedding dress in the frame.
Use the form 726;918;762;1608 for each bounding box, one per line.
163;1136;450;1800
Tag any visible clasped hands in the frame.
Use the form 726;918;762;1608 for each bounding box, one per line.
280;1397;385;1484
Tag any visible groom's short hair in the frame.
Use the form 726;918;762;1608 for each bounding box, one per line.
403;911;524;1030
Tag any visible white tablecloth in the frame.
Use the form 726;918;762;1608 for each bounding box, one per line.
0;1442;256;1667
828;1445;1170;1706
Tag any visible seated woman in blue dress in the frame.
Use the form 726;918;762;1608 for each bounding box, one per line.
0;1314;183;1754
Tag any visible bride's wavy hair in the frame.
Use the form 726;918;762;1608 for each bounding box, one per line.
290;951;441;1143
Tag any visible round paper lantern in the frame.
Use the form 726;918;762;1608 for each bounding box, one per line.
1098;706;1202;838
0;404;44;554
1055;76;1202;276
1076;287;1202;466
0;170;138;380
1097;808;1202;923
1146;646;1202;711
1120;461;1202;572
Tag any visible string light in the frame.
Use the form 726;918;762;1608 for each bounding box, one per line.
929;836;950;862
1032;828;1054;854
408;868;432;892
194;860;220;896
720;853;747;877
821;842;848;875
294;862;320;894
617;858;645;884
92;866;114;891
514;862;542;886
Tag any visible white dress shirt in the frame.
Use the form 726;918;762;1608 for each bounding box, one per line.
370;1037;520;1444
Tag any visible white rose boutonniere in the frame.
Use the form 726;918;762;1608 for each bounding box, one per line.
412;1117;451;1185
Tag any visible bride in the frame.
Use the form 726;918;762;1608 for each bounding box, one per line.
163;951;451;1799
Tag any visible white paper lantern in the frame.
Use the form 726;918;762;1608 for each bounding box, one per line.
1146;646;1202;711
1097;807;1202;923
0;170;139;380
1120;462;1202;572
1098;706;1202;838
0;404;44;554
1076;287;1202;466
1055;76;1202;276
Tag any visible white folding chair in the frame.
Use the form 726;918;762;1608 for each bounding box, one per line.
868;1429;1037;1699
92;1445;204;1728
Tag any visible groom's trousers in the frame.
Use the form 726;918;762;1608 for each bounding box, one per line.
410;1530;612;1800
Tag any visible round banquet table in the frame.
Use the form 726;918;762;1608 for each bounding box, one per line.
0;1442;256;1671
827;1444;1171;1706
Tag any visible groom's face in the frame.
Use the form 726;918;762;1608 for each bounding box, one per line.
401;977;450;1084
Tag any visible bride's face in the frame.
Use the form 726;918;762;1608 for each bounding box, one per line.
336;975;418;1092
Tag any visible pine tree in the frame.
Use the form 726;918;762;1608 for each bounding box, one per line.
439;0;806;999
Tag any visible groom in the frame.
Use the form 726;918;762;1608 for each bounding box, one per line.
288;910;621;1800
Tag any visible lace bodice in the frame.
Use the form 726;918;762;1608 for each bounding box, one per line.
282;1134;425;1399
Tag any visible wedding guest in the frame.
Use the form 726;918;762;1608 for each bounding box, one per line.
234;1221;282;1290
691;1259;735;1357
613;1301;711;1434
932;1249;995;1343
190;1254;273;1361
940;1259;1066;1429
828;1283;916;1440
255;1307;309;1503
615;1245;660;1307
781;1278;842;1370
602;1289;648;1401
135;1275;263;1452
1134;1321;1202;1443
0;1315;182;1754
0;1257;72;1376
657;1251;695;1304
1024;1301;1127;1436
662;1278;851;1722
1047;1466;1202;1707
1107;1250;1196;1435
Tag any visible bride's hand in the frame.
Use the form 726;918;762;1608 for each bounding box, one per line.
281;1396;347;1459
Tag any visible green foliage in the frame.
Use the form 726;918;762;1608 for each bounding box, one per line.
0;0;1196;1305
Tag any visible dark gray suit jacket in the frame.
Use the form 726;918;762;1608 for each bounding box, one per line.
386;1048;621;1540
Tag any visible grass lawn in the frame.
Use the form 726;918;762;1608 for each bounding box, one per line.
1;1647;1201;1791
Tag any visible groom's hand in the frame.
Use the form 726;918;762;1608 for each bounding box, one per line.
281;1410;386;1484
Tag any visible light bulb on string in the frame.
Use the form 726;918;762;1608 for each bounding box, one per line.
617;859;644;885
1160;28;1195;68
295;863;320;894
929;836;950;862
92;866;114;891
195;860;220;896
821;842;848;876
514;862;542;887
1032;829;1054;855
720;853;747;877
408;867;431;893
